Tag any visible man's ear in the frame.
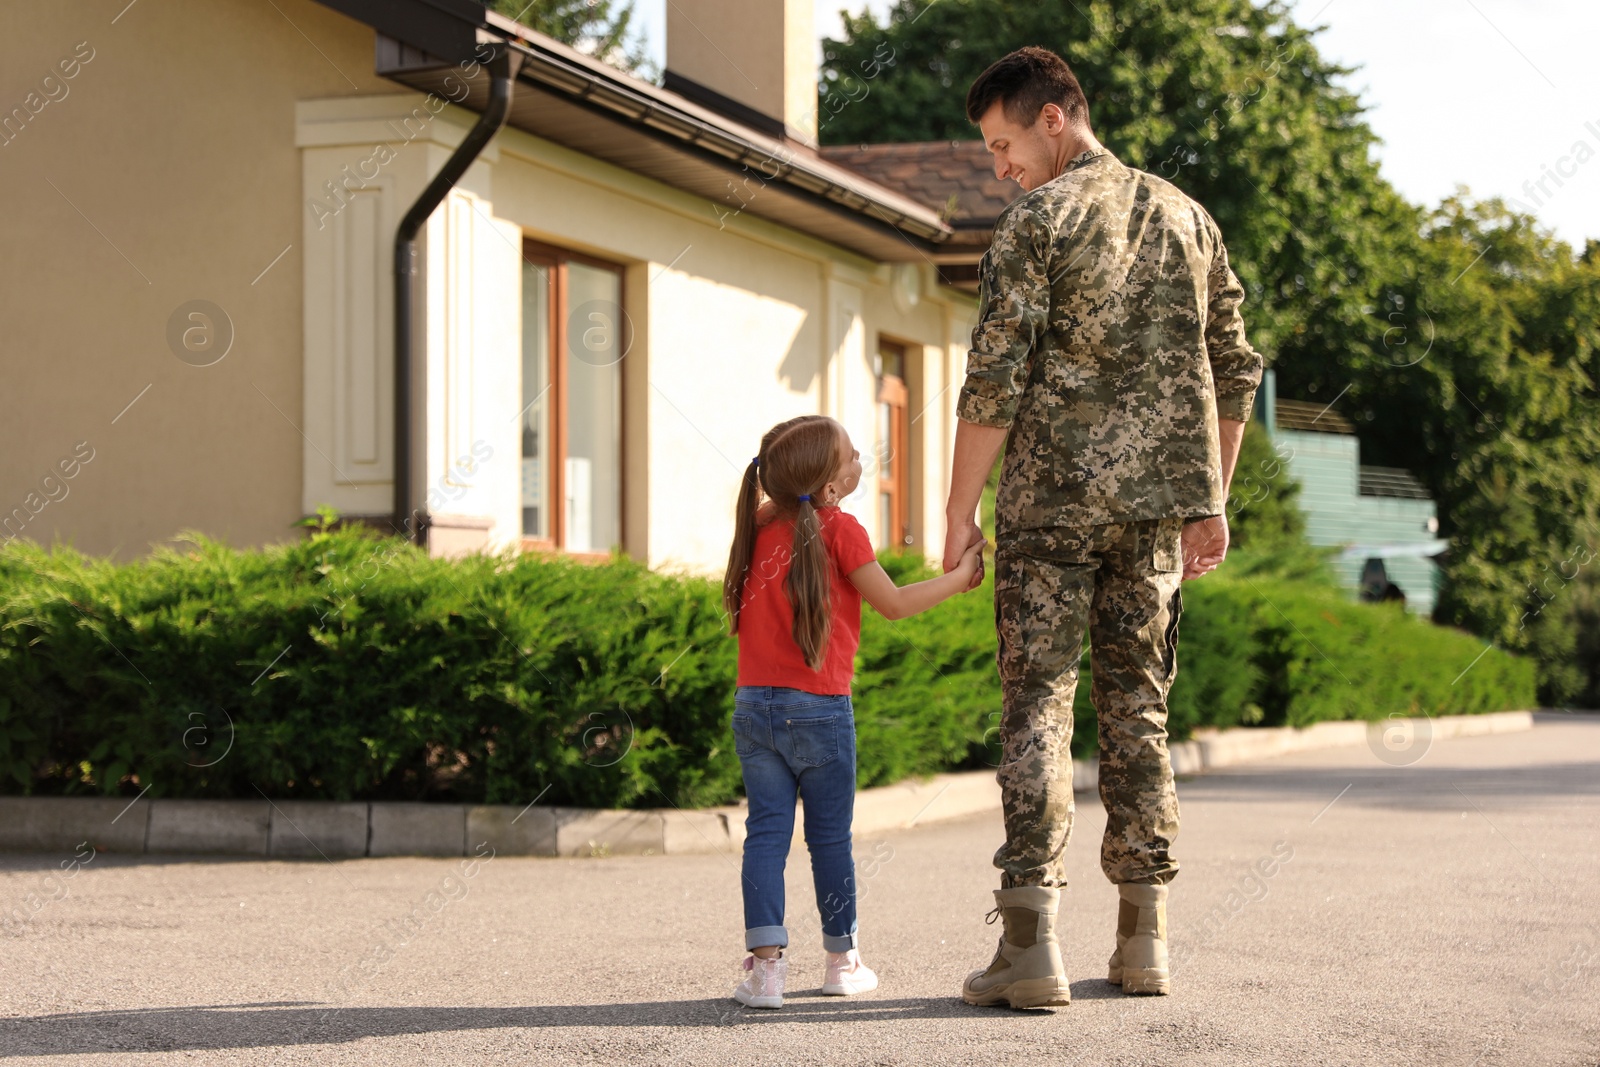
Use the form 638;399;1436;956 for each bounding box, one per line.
1040;102;1066;135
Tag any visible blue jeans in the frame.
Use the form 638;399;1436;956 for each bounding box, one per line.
732;685;859;953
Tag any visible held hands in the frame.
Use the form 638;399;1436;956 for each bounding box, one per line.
943;518;987;593
943;517;982;576
953;533;988;592
1180;514;1230;581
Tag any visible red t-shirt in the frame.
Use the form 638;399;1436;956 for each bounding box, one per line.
734;505;878;695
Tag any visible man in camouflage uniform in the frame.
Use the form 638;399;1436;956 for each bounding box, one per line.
941;46;1263;1009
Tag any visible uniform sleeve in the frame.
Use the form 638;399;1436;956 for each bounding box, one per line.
1204;227;1265;423
828;511;878;575
955;202;1053;429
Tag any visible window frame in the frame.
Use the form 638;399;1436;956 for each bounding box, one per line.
876;336;913;552
518;237;627;563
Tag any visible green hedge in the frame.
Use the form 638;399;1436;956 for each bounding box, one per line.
0;526;741;810
1169;572;1536;730
0;525;1534;807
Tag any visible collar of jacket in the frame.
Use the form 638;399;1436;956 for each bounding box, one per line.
1063;147;1111;174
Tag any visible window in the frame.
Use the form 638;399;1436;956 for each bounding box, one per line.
520;241;625;555
876;339;911;551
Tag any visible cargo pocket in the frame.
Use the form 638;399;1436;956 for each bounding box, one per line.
785;714;840;768
1152;517;1184;574
991;549;1025;696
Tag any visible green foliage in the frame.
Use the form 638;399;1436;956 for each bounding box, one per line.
855;552;998;785
480;0;653;76
1290;200;1600;708
0;527;740;810
0;528;1531;803
1188;573;1533;729
1559;566;1600;708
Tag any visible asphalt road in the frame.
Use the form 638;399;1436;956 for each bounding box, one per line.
2;712;1597;1066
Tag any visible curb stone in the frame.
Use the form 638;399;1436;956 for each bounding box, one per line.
369;802;466;857
0;796;148;855
552;808;665;857
145;799;269;856
269;800;368;858
0;711;1537;860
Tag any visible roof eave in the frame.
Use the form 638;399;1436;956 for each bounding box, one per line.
313;0;953;262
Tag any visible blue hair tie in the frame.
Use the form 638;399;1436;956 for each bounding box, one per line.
751;456;760;468
798;494;811;502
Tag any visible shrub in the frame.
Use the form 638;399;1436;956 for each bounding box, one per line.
0;526;740;809
0;524;1535;806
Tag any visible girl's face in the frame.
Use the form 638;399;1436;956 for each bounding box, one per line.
823;422;862;506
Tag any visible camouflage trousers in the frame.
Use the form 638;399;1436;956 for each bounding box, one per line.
991;517;1185;889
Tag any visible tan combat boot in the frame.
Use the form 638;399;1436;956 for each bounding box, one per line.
1113;882;1170;995
960;886;1073;1009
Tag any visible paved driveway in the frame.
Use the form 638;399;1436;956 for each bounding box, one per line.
2;712;1596;1065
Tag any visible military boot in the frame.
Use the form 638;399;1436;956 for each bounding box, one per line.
960;886;1072;1009
1113;882;1170;995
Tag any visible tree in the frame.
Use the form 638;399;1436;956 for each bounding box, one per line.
1337;199;1600;695
481;0;653;76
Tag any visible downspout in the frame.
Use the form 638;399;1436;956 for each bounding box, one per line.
394;45;521;544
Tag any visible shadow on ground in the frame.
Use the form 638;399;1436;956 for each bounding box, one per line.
0;994;1102;1055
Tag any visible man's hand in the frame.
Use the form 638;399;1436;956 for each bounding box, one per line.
1180;515;1229;581
940;518;979;591
944;420;1009;592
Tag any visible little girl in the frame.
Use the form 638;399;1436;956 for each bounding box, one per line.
722;414;986;1009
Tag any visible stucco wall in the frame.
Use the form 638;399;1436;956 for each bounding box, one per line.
0;0;395;560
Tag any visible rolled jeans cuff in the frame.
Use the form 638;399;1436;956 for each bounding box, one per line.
745;925;788;951
821;928;858;953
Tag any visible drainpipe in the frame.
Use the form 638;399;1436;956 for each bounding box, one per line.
394;45;521;545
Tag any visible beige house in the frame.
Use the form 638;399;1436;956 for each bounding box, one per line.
2;0;1013;575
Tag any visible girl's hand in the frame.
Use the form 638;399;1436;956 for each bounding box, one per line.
955;535;987;591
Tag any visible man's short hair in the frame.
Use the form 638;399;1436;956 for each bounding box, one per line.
965;46;1090;128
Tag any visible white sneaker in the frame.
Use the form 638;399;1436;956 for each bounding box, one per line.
733;953;787;1009
822;949;879;995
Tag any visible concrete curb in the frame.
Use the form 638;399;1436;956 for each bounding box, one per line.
0;711;1536;860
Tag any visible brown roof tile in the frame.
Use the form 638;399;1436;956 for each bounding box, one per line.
818;141;1020;229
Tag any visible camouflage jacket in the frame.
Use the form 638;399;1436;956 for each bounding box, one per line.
957;148;1264;532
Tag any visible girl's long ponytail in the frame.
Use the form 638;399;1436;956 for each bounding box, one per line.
786;493;833;671
722;457;763;633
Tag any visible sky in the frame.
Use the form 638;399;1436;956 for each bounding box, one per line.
629;0;1598;248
